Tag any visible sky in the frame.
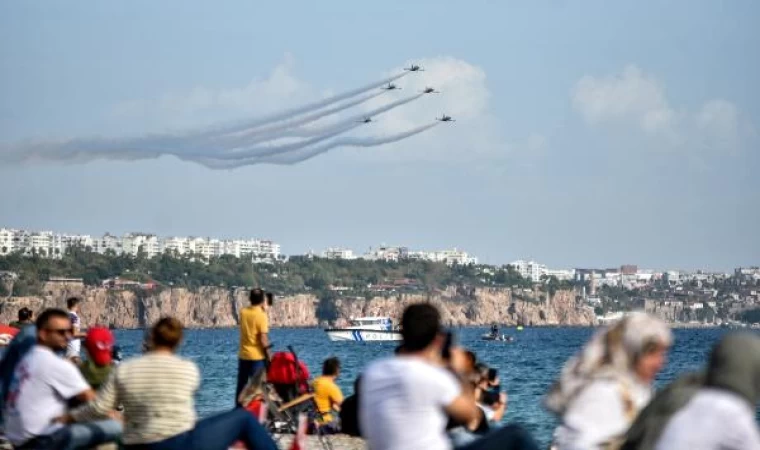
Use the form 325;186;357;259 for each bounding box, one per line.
1;0;758;270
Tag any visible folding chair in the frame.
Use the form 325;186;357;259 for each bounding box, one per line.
238;347;334;450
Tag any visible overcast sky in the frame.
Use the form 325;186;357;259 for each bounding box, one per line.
1;1;758;270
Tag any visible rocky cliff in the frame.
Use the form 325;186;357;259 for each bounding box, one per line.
0;283;596;328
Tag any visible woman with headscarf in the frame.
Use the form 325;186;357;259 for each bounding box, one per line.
544;313;672;450
646;332;760;450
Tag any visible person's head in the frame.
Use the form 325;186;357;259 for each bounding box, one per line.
474;363;490;388
620;313;672;384
265;292;274;309
250;288;265;306
66;296;81;312
35;308;72;352
148;317;184;352
84;326;115;367
18;307;33;323
706;332;760;406
401;303;443;354
322;356;341;378
545;312;671;415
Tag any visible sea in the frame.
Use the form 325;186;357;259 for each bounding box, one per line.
111;326;732;446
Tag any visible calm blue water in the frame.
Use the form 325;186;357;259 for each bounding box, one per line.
112;327;730;446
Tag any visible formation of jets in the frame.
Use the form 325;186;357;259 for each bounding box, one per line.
369;64;455;124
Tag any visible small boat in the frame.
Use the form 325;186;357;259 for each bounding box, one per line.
481;333;514;342
325;317;402;342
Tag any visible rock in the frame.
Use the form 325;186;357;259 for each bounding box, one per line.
0;283;596;328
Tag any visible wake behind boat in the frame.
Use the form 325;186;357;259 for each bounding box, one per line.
325;316;402;342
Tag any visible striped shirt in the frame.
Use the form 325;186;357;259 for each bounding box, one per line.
70;352;200;445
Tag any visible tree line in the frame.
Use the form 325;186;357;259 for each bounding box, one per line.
0;247;535;298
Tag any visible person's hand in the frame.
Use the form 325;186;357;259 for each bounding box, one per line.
52;414;73;425
447;346;469;375
107;410;123;422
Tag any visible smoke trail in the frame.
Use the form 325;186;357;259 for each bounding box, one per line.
216;90;386;147
178;93;426;160
196;122;440;169
182;122;362;161
195;72;408;138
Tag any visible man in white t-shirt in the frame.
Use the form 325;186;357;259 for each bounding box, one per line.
360;303;480;450
65;297;86;363
360;303;540;450
3;308;121;449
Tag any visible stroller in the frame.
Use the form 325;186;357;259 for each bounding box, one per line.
238;346;334;450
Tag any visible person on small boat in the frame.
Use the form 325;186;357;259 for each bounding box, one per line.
489;324;498;338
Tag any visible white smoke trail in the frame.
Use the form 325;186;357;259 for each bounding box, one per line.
215;90;386;147
0;70;424;165
196;122;440;169
177;93;426;160
195;72;409;138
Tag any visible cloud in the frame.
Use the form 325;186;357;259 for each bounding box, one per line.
572;65;753;154
112;53;315;131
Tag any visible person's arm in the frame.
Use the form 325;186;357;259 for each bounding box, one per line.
256;312;271;359
65;371;119;423
330;383;344;411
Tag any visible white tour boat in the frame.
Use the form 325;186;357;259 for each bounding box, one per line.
324;316;402;342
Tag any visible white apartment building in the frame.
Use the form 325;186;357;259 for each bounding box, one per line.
0;227;281;263
0;228;17;256
122;233;160;258
431;249;478;266
510;260;548;282
545;268;575;281
92;234;123;255
323;248;356;260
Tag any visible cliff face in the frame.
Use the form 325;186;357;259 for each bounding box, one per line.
0;283;596;328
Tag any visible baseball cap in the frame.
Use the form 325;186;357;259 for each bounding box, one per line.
84;326;115;366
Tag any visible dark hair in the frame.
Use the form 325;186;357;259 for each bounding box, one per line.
151;317;184;350
323;356;341;376
35;308;70;330
250;288;265;306
265;292;274;306
18;307;33;322
401;303;441;352
465;350;477;367
66;296;81;309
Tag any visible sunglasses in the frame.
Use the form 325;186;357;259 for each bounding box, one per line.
44;327;73;336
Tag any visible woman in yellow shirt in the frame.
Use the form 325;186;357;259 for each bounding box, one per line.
312;357;344;433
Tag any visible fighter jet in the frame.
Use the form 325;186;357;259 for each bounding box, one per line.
436;114;455;122
404;64;424;72
382;83;400;91
357;117;375;123
422;87;440;94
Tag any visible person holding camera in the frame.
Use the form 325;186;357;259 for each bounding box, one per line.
360;303;538;450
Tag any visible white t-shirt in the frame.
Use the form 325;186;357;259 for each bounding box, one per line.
655;388;760;450
3;346;90;445
359;356;461;450
553;378;652;450
66;311;81;358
